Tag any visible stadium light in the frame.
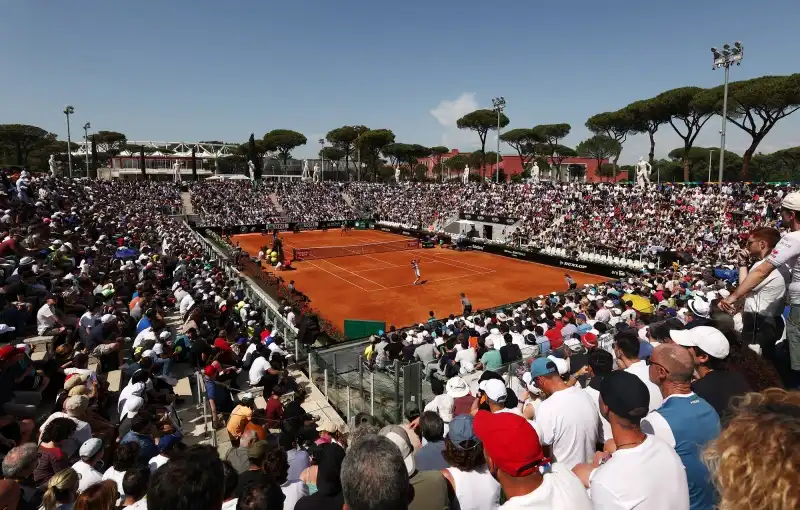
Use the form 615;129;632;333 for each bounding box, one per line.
492;97;506;183
712;41;743;184
63;105;75;178
319;138;325;181
83;122;91;177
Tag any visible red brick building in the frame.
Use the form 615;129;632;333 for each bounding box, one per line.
417;149;624;182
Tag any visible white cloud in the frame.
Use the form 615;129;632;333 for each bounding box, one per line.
430;93;482;150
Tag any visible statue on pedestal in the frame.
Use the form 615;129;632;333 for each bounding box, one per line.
531;162;540;181
312;163;321;182
394;165;401;184
635;157;651;187
172;161;182;182
301;159;311;181
462;165;470;185
248;160;255;181
49;155;58;178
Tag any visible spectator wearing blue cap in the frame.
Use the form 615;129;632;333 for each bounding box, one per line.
441;415;501;510
528;357;598;470
149;433;183;473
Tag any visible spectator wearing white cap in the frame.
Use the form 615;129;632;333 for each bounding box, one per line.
722;190;800;377
670;326;752;419
72;438;104;493
527;358;598;469
684;298;711;329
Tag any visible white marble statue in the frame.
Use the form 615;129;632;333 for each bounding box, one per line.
49;155;57;178
172;161;182;182
635;157;651;187
248;160;255;180
394;165;401;183
462;165;470;185
301;159;310;180
531;162;540;181
312;163;321;182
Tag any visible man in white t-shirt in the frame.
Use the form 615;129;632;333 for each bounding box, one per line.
528;357;599;469
572;370;689;510
473;409;591;510
248;355;272;386
36;295;64;335
614;330;663;412
722;191;800;372
72;438;104;493
739;227;791;317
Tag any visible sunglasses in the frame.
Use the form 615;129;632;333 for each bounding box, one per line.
645;356;669;373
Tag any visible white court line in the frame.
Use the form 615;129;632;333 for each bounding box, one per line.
306;260;373;292
416;253;490;273
353;264;398;273
370;270;496;291
421;251;495;272
362;253;401;268
320;259;388;290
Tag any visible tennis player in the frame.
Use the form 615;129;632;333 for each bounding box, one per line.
411;259;421;285
341;222;347;235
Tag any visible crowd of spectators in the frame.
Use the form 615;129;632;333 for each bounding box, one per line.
190;180;785;268
0;169;795;510
191;181;282;226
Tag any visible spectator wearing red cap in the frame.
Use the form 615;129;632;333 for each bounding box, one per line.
573;371;689;510
473;410;590;509
204;363;233;429
528;358;598;470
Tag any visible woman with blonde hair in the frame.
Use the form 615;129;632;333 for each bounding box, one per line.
74;480;118;510
41;468;79;510
705;388;800;510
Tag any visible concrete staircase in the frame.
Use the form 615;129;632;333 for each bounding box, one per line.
180;192;194;215
269;193;284;214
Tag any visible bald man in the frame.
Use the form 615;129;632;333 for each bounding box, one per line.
642;344;720;510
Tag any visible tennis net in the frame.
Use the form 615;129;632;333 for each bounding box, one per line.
293;238;419;261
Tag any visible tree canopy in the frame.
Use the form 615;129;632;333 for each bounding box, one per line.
326;125;368;176
500;128;542;171
263;129;307;165
357;129;395;179
92;131;127;156
0;124;56;167
696;74;800;178
653;87;716;181
457;109;510;177
624;98;671;164
585;110;633;167
532;124;572;180
576;135;622;180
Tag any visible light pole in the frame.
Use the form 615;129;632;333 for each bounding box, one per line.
319;138;325;182
707;149;715;182
712;41;743;183
492;97;506;183
83;122;91;177
63;105;75;178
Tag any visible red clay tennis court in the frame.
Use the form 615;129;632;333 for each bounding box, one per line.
231;229;608;330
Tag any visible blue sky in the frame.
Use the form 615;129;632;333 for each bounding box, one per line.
2;0;799;163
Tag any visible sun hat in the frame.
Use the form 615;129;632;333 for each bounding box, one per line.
478;379;507;403
446;376;470;398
